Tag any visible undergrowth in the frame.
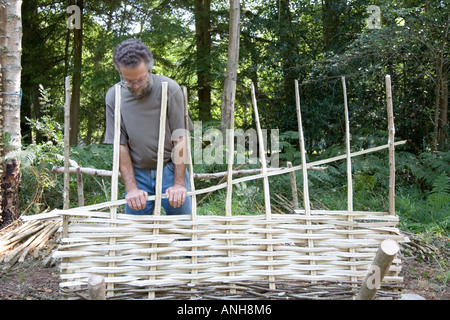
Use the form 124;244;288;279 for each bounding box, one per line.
14;116;449;237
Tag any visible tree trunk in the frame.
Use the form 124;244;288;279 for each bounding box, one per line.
194;0;212;122
0;0;23;227
279;0;298;115
69;0;83;146
220;0;240;130
432;54;443;152
321;0;346;52
21;0;41;144
1;159;21;227
439;62;448;145
431;13;449;152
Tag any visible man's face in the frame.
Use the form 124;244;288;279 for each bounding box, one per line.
120;61;151;99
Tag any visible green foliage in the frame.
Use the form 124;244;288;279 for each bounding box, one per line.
396;151;450;235
198;183;263;216
397;150;450;190
19;142;119;215
19;0;448;154
70;144;122;206
15;0;449;242
70;144;113;170
278;131;300;164
18;142;62;215
26;116;64;148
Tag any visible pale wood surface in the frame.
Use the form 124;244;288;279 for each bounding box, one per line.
88;275;106;300
356;239;400;300
386;75;396;215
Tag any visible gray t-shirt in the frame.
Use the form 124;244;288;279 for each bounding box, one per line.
104;74;188;169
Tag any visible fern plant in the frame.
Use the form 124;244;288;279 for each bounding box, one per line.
398;172;450;235
426;173;450;229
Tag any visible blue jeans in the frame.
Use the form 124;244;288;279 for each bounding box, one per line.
125;161;191;215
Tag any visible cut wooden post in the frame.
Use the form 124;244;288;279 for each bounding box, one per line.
88;275;106;300
287;162;299;210
295;80;316;280
355;239;400;300
251;82;275;290
63;76;71;237
385;75;396;215
107;83;121;297
342;76;357;286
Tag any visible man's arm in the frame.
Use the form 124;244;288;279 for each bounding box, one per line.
120;144;148;210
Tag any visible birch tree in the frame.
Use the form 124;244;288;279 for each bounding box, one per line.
0;0;23;227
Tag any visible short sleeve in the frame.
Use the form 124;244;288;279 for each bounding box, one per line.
103;86;128;145
167;83;188;139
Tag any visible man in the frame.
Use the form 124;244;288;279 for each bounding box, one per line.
104;38;191;215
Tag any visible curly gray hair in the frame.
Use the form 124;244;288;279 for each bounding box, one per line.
113;38;154;71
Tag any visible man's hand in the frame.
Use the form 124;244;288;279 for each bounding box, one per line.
125;188;148;210
165;184;187;208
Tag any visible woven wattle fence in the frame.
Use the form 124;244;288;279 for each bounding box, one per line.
50;76;408;300
53;209;406;300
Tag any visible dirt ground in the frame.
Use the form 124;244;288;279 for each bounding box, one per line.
400;256;449;300
0;236;448;300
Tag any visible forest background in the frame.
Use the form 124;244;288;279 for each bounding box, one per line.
1;0;448;243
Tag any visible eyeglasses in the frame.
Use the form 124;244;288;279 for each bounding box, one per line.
120;74;150;88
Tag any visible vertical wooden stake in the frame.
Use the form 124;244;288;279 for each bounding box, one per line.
107;83;121;297
110;84;121;207
182;86;198;292
287;162;299;211
342;76;357;286
251;83;271;219
294;80;310;215
154;82;168;215
251;83;275;290
386;75;396;215
63;76;71;237
295;80;316;281
226;80;236;217
182;87;196;218
149;82;168;299
342;77;353;212
76;166;84;207
225;80;236;292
